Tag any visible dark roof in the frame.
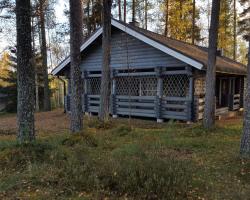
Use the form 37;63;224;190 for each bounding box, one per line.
115;19;246;75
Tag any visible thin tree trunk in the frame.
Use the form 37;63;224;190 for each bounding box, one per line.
87;0;91;36
179;0;183;19
241;40;250;157
124;0;126;23
16;0;35;142
69;0;84;132
118;0;122;20
132;0;135;22
192;0;196;44
39;0;51;111
144;0;148;29
233;0;237;60
164;0;169;37
203;0;221;129
35;73;39;112
99;0;112;121
31;16;39;112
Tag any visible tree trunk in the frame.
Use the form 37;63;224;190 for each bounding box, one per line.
192;0;196;44
31;16;39;112
35;73;40;112
203;0;220;129
99;0;112;121
233;0;237;60
179;0;183;19
124;0;126;23
164;0;169;37
39;0;51;111
69;0;84;132
240;40;250;157
144;0;148;29
16;0;35;142
132;0;135;22
118;0;122;20
87;0;91;36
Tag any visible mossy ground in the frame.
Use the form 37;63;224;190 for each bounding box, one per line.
0;110;249;199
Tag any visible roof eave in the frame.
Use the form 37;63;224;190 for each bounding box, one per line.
52;19;206;76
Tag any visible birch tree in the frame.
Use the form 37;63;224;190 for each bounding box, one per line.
16;0;36;142
203;0;220;129
69;0;84;132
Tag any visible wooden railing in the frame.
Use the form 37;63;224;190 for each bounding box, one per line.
229;94;240;111
195;94;241;121
161;97;190;121
116;96;156;118
194;95;205;120
74;94;191;121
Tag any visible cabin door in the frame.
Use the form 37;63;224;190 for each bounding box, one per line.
218;78;229;108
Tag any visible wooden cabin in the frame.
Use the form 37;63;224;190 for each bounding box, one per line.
52;19;246;122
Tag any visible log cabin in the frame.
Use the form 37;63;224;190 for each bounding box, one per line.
52;19;247;122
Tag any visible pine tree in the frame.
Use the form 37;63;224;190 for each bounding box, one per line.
38;0;51;111
16;0;35;142
218;0;234;58
203;0;221;129
161;0;202;43
239;0;250;157
99;0;112;121
69;0;84;132
0;51;17;112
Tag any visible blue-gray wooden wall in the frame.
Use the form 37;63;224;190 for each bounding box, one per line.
80;29;187;71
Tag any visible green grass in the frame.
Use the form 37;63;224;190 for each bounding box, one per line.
0;118;249;199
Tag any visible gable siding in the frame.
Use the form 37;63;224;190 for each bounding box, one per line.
80;30;186;71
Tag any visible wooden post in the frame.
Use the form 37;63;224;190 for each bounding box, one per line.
240;77;244;108
156;67;163;123
83;71;89;115
187;67;194;122
112;70;117;118
66;77;71;112
219;78;222;105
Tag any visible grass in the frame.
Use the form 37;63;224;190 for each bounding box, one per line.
0;111;249;199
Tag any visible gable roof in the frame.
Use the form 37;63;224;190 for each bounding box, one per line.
52;19;246;76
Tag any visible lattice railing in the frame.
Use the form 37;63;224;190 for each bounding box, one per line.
116;76;157;96
87;77;101;95
163;74;189;97
77;70;193;121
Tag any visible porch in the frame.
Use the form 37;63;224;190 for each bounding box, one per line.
65;68;244;122
195;75;244;120
66;66;194;122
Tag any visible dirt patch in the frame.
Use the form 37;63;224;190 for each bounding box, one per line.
0;109;243;135
0;109;69;135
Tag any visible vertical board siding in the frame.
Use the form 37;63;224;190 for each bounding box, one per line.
80;30;186;70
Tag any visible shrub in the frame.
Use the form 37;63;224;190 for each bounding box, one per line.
87;118;114;130
95;153;193;199
62;133;98;148
112;125;132;137
0;142;54;170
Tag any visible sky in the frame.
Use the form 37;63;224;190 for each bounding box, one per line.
0;0;68;53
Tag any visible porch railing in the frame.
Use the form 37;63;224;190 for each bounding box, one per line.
194;94;241;121
229;94;240;111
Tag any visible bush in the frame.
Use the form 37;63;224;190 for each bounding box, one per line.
95;152;192;199
0;135;194;199
52;142;193;199
87;118;114;130
112;125;132;137
62;133;98;148
0;142;53;170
